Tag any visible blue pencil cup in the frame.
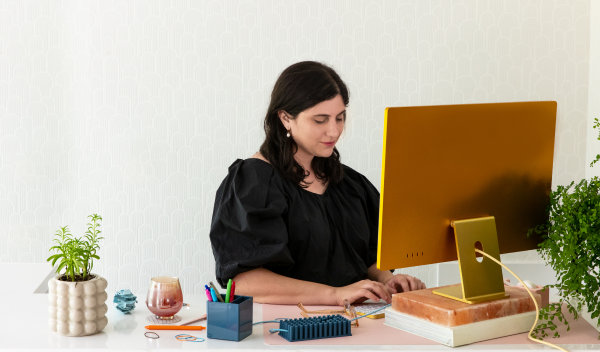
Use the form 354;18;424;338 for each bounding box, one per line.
207;294;253;341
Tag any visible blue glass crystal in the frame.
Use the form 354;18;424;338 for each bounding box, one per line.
113;289;138;313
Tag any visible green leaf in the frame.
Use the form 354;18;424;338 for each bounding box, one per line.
56;262;66;274
50;256;62;266
46;254;61;262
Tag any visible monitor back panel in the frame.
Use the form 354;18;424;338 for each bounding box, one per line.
377;102;557;270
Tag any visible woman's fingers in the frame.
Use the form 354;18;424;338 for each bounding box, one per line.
361;280;391;303
393;275;411;293
358;288;382;303
385;282;398;295
390;274;427;292
406;276;422;291
352;296;368;305
338;278;415;306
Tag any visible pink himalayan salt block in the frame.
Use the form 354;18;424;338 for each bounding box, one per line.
504;279;550;309
391;284;541;327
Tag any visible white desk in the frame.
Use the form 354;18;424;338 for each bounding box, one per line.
1;263;598;351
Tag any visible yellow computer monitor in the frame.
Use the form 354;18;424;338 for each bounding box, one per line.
377;101;557;271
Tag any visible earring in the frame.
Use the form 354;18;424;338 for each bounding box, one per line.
286;130;291;138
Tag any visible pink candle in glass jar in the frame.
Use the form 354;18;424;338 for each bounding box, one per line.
146;276;183;319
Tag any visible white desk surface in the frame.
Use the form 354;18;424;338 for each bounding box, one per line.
1;263;599;351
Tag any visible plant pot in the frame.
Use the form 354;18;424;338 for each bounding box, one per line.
48;274;109;336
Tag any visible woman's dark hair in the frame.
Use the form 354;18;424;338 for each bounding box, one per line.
259;61;349;188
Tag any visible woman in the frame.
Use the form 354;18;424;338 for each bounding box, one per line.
209;61;425;306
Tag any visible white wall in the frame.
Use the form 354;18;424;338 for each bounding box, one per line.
0;0;591;295
586;0;600;178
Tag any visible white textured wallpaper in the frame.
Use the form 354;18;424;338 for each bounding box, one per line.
587;0;600;179
0;0;590;295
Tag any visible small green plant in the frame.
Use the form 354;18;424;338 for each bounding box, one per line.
47;214;104;282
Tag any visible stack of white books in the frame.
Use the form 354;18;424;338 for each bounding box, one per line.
384;307;536;347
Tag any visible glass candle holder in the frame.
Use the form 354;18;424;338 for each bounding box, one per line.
146;276;183;319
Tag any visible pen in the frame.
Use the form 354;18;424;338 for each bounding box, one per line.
205;285;213;302
145;325;206;331
209;287;218;302
230;281;235;302
180;313;207;326
209;281;225;302
225;279;232;303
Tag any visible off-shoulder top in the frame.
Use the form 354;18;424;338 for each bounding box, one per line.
209;158;380;288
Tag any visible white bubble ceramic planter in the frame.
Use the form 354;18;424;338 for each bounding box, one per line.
48;274;109;336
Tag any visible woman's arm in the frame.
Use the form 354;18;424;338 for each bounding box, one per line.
367;264;395;283
234;267;392;305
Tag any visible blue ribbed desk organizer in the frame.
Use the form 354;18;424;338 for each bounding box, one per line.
277;315;351;342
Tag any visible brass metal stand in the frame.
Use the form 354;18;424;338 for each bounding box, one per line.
433;216;509;304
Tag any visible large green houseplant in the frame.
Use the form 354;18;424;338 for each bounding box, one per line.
528;119;600;339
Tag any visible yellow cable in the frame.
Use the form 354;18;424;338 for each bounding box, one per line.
475;249;569;352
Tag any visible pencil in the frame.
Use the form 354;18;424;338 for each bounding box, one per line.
145;325;206;330
180;313;207;326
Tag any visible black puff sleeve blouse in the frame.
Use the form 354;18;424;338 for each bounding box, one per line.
209;158;380;288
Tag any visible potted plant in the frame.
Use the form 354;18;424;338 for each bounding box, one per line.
47;214;109;337
527;119;600;340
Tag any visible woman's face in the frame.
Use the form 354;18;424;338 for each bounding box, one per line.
279;94;346;160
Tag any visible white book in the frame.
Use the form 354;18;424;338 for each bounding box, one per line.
383;307;536;347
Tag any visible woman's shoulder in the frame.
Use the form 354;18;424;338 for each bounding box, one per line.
249;152;270;164
225;154;277;185
341;164;367;183
339;164;379;197
215;155;286;209
220;153;287;193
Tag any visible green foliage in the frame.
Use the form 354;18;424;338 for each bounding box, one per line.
528;115;600;340
46;214;104;282
528;178;600;339
531;300;575;339
591;118;600;168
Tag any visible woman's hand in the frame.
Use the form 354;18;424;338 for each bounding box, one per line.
384;274;426;294
333;279;392;305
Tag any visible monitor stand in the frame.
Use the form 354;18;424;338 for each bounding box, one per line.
432;216;509;304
